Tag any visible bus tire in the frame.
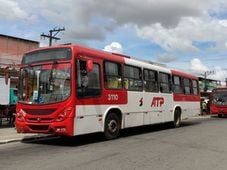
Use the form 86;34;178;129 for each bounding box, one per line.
173;109;181;128
104;113;120;140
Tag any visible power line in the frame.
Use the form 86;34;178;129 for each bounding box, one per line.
41;27;65;46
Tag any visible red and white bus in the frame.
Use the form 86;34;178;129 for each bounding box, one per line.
15;45;200;139
210;87;227;117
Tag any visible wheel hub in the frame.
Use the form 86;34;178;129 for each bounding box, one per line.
108;120;117;132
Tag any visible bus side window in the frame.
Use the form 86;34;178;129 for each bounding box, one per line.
192;80;198;95
124;78;129;89
104;61;122;89
143;69;158;92
124;65;142;91
172;75;183;93
159;72;171;93
77;59;101;98
183;78;191;94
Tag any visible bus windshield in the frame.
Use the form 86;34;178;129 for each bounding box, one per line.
213;91;227;106
18;63;71;104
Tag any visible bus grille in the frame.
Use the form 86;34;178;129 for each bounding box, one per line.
29;125;49;131
27;118;54;123
23;108;57;115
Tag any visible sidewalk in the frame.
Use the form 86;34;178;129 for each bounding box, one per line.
0;119;51;144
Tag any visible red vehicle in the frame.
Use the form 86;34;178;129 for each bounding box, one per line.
210;87;227;117
15;45;200;139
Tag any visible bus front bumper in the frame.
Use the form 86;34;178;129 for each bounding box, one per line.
15;118;74;136
210;106;227;115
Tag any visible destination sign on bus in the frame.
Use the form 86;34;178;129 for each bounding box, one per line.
22;48;72;64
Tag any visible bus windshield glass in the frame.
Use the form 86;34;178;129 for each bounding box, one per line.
213;90;227;106
18;63;71;104
22;48;71;64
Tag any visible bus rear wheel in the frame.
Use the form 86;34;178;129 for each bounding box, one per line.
173;109;181;128
104;113;120;140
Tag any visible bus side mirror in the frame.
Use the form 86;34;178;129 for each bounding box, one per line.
86;60;93;72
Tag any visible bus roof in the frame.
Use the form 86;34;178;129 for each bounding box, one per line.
23;44;197;77
171;69;198;79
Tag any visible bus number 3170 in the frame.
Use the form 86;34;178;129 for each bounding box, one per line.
108;94;119;101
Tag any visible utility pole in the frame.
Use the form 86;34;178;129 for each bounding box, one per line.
41;27;65;46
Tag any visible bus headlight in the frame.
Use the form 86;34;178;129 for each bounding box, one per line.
56;107;73;122
17;109;26;122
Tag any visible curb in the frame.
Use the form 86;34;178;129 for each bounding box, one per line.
193;115;211;119
0;139;22;144
0;134;57;145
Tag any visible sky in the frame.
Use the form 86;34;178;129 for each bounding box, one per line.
1;0;227;83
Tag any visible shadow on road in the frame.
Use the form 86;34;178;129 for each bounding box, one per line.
210;115;227;119
120;120;200;138
22;120;200;147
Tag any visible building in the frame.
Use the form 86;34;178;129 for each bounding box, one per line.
0;34;39;86
0;34;39;66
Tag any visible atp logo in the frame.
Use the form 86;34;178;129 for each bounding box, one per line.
151;97;164;107
139;97;143;106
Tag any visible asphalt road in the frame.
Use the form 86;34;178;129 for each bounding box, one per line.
1;116;227;170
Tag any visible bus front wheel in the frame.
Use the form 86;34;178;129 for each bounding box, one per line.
104;113;120;140
173;109;181;128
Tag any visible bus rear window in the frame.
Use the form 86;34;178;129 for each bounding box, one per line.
22;48;72;64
